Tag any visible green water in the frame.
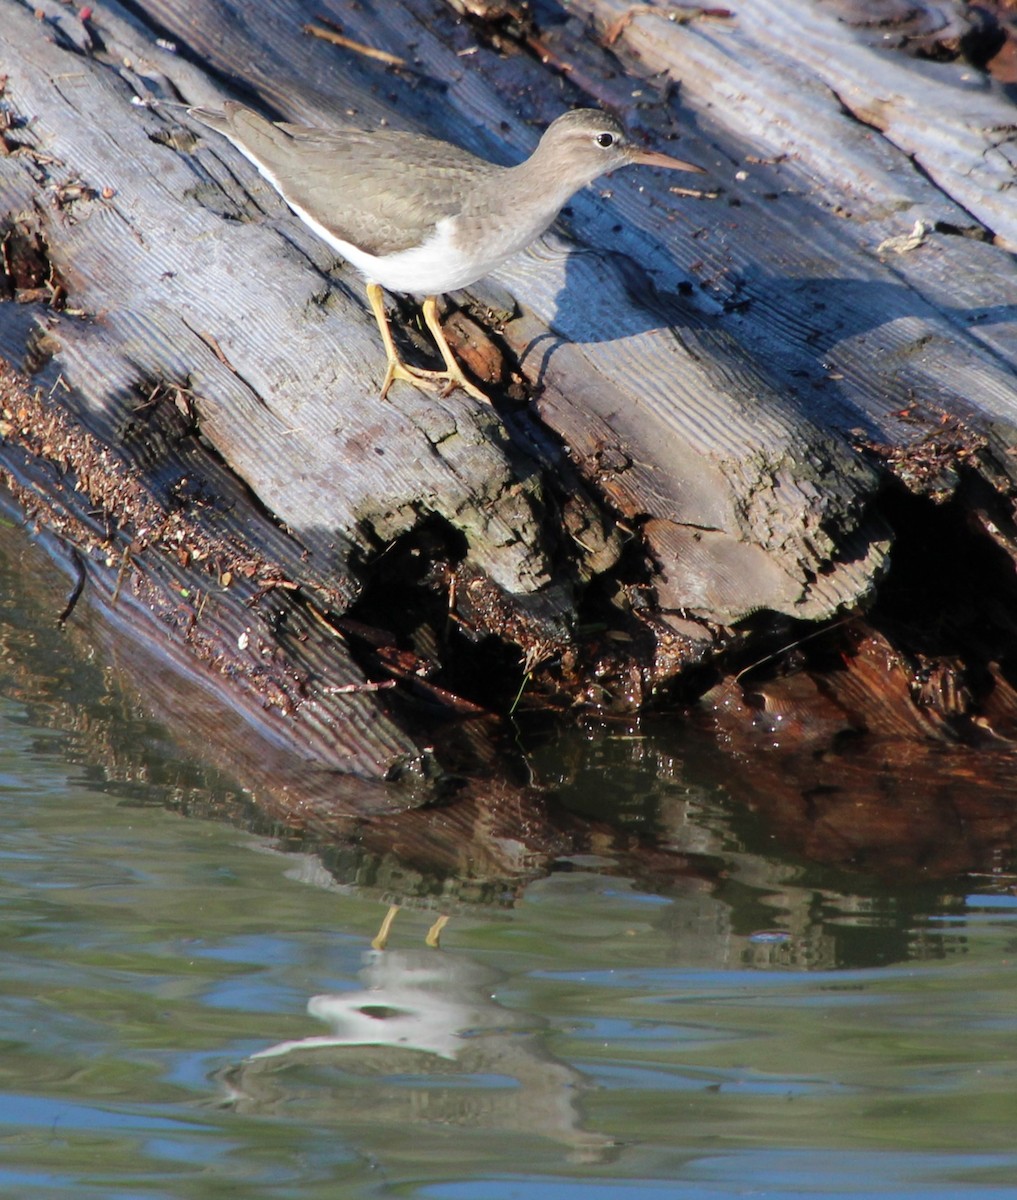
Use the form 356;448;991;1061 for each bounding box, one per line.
0;533;1015;1199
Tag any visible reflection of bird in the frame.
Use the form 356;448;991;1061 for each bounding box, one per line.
221;946;612;1161
189;103;704;402
252;949;499;1061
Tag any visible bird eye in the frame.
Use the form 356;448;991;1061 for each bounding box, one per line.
596;132;615;148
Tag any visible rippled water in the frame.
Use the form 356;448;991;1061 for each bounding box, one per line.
1;531;1016;1199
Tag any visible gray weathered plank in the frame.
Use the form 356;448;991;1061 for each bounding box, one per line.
2;0;1016;786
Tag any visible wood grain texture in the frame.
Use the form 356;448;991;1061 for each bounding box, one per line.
2;0;1016;784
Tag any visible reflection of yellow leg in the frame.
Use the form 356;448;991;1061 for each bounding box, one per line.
425;914;450;949
371;903;449;949
371;903;400;950
366;283;489;402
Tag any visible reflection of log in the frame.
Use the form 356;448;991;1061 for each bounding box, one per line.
696;622;1017;879
0;498;723;903
2;0;1017;804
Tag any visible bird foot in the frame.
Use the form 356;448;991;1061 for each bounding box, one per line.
380;357;490;404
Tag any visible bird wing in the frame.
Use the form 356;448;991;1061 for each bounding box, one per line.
198;106;498;256
276;125;498;256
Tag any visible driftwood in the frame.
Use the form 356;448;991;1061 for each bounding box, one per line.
2;0;1017;844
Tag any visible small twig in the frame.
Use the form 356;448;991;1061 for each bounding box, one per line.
192;328;237;373
324;680;397;694
734;617;853;683
508;670;531;715
303;22;408;67
604;5;735;45
669;183;722;199
111;544;133;607
57;545;87;625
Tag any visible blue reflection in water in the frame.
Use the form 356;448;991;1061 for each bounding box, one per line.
1;569;1016;1198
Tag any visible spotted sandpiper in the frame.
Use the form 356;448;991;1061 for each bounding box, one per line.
189;102;704;402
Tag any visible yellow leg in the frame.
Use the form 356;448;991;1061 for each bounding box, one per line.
366;283;489;403
371;903;400;951
420;296;491;404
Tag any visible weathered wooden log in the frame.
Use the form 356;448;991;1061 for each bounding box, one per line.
2;0;1016;813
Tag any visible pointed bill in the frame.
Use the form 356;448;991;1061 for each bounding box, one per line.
628;146;706;174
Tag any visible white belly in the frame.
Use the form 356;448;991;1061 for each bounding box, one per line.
292;204;553;296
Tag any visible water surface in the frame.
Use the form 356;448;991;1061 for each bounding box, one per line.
0;532;1015;1199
